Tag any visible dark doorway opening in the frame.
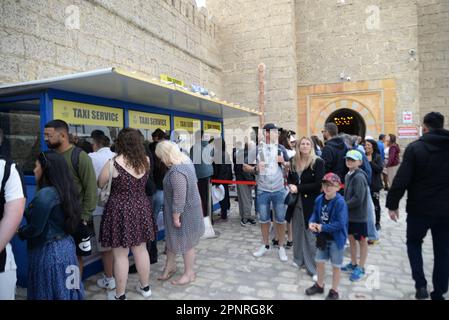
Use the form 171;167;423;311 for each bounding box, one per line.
325;108;366;137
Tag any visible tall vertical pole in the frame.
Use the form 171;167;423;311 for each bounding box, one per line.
258;63;266;128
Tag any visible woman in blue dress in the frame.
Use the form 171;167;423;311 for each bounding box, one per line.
18;151;84;300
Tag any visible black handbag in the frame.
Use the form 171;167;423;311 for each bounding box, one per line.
284;192;298;207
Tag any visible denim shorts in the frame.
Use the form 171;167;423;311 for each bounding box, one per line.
315;240;344;268
256;189;287;224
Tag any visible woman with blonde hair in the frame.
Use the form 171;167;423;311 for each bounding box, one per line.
287;137;325;280
156;141;204;285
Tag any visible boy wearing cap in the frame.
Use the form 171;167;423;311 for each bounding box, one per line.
306;173;348;300
341;150;370;282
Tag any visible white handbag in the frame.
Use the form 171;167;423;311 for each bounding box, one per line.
98;159;113;207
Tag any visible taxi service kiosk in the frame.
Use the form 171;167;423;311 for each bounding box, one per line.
0;67;260;287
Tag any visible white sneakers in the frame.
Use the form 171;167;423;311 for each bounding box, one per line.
136;283;152;298
253;245;270;257
278;247;288;262
97;274;116;290
253;245;288;262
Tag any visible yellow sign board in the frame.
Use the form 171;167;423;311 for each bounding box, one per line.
174;117;201;133
128;110;170;131
203;120;222;137
160;74;184;87
53;99;123;127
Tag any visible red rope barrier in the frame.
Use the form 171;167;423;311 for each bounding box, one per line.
211;179;256;186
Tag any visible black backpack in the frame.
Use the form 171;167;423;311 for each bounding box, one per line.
0;159;13;272
70;146;83;178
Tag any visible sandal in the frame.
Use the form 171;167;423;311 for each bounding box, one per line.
157;268;177;281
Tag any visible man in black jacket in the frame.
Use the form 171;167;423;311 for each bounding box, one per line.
386;112;449;300
321;123;348;183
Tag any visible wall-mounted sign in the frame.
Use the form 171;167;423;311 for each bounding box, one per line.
128;110;170;131
174;116;201;133
53;99;123;127
160;74;184;87
398;125;419;139
403;111;413;124
203;120;222;138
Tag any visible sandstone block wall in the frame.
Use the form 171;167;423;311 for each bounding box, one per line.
0;0;223;96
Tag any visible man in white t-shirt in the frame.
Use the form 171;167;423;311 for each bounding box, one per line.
0;158;26;300
88;131;116;290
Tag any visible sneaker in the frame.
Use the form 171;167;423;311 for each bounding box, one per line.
292;261;300;268
375;223;381;231
278;247;288;262
240;219;249;227
341;263;357;273
325;289;339;300
305;283;324;296
136;283;152;298
247;218;256;225
96;274;116;290
368;240;380;246
272;239;279;247
253;245;270;257
107;291;127;300
415;287;429;300
350;266;366;282
286;241;293;249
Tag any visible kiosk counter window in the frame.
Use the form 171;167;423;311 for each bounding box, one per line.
128;110;171;142
0;99;41;175
53;99;124;153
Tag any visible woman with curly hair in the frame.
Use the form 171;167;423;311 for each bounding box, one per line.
98;128;155;300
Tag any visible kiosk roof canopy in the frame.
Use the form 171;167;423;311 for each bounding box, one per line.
0;67;261;119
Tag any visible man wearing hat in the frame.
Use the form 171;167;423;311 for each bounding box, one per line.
252;123;290;262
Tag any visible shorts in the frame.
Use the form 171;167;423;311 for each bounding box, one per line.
93;215;111;253
72;221;92;257
256;189;287;224
315;240;344;268
348;222;368;241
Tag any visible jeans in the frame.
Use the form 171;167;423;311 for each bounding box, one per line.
407;216;449;300
152;190;164;222
315;240;344;268
146;191;163;264
256;189;287;224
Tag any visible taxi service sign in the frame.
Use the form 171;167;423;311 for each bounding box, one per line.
128;110;170;131
174;116;201;133
53;99;123;127
203;120;222;137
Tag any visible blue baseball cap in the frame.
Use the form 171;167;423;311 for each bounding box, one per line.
263;123;278;130
345;150;363;161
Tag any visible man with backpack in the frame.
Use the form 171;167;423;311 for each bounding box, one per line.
0;157;26;299
44;120;97;277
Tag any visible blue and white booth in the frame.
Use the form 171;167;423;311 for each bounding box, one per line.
0;68;260;286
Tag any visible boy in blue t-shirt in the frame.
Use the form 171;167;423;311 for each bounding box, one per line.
306;172;348;300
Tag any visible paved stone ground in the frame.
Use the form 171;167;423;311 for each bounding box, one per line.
16;191;440;300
